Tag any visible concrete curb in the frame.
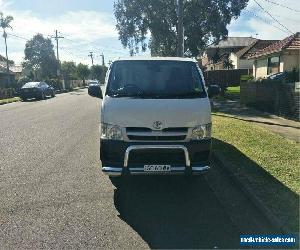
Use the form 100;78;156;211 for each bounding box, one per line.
212;151;290;234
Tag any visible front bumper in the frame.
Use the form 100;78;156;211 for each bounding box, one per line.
100;139;211;176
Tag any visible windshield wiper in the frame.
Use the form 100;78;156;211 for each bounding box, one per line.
109;91;205;99
109;92;133;98
159;92;205;98
109;91;159;98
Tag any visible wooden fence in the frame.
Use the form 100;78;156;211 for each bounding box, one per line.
204;69;253;88
0;88;15;99
241;81;300;121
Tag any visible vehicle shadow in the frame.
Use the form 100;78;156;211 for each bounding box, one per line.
212;138;299;234
113;139;299;249
113;175;241;249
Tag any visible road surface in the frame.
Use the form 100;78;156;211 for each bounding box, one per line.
0;89;276;249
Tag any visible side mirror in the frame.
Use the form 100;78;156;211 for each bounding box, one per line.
88;86;103;99
207;85;221;98
97;88;103;99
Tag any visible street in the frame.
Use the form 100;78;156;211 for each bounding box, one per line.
0;89;277;249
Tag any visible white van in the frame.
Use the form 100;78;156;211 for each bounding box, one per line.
94;57;219;178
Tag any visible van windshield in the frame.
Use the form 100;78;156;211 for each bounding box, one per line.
106;60;206;99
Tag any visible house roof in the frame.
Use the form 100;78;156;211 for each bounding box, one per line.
208;37;258;49
10;65;23;73
235;40;279;59
248;32;300;59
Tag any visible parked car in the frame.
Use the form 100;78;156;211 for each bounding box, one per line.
20;82;55;101
266;72;287;81
88;81;101;97
90;57;220;181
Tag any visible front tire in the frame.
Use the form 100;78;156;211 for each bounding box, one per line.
51;91;55;98
39;92;45;100
109;175;130;188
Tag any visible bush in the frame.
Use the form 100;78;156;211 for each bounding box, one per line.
46;79;63;91
286;69;299;82
17;77;31;89
256;69;299;84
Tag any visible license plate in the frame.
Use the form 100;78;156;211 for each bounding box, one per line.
144;165;171;172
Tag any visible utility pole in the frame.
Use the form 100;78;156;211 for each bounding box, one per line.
52;30;64;77
3;30;10;85
100;53;105;66
88;52;94;66
177;0;184;57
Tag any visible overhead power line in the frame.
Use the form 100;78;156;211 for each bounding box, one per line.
262;0;300;12
60;33;128;54
6;33;28;41
243;9;290;34
253;0;294;34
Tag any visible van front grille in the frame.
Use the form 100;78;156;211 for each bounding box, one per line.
127;135;186;141
126;127;188;141
128;149;186;165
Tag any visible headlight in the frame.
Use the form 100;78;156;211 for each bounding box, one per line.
101;123;124;140
191;123;212;140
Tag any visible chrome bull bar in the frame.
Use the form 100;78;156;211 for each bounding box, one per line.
124;145;191;167
102;145;209;176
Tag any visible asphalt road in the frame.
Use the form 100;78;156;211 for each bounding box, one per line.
0;89;276;249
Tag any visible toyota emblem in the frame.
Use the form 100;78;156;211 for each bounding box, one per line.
153;121;163;130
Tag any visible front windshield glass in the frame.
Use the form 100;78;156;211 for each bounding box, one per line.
106;60;206;98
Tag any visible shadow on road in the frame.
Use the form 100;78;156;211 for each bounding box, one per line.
113;176;240;249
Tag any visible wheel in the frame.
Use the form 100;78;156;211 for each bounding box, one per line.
40;92;45;100
109;175;130;188
21;97;27;102
109;176;122;187
51;90;55;97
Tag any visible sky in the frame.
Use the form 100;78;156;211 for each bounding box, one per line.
0;0;299;66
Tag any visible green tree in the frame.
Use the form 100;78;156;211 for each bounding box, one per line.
90;65;107;82
0;12;13;84
114;0;249;57
61;61;77;79
76;63;90;85
223;54;234;69
23;34;57;80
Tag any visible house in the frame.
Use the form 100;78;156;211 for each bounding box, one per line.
10;65;23;81
0;54;22;84
248;32;300;79
200;37;258;70
229;39;279;70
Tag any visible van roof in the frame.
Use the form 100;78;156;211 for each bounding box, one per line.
114;57;196;62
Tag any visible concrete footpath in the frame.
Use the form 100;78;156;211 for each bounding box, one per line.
212;99;300;143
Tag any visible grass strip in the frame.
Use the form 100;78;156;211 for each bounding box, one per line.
212;113;299;232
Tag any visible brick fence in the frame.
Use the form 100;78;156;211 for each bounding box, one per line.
240;82;300;121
